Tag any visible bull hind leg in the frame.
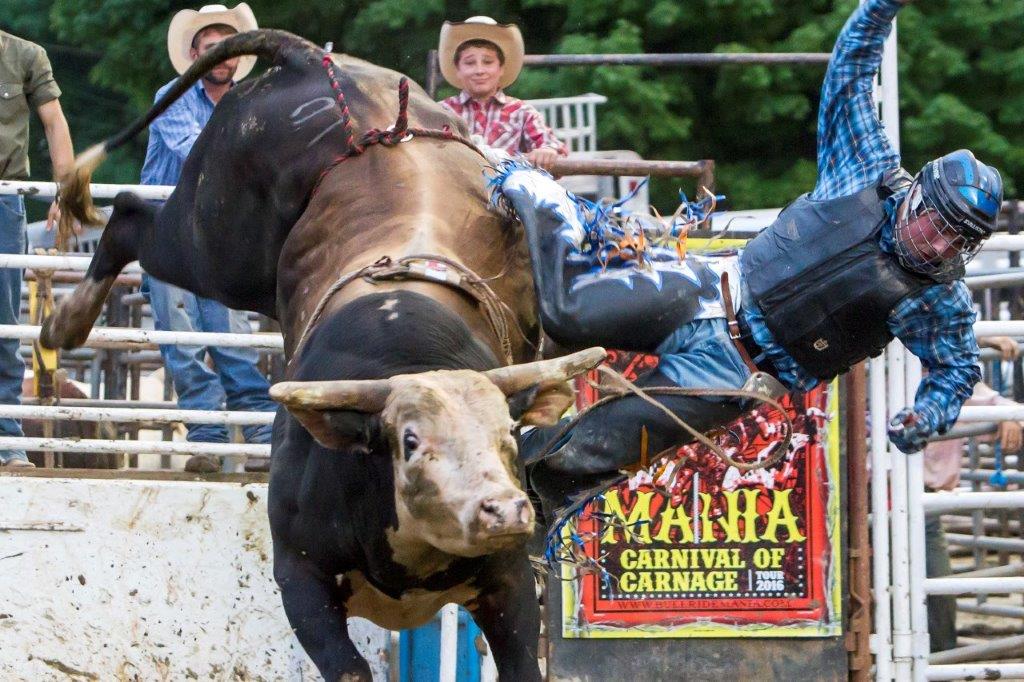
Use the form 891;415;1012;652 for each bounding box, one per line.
40;193;149;351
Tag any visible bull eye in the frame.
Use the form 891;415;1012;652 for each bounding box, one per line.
402;429;420;460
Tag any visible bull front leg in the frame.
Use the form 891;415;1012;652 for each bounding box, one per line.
273;546;372;682
40;192;149;350
469;554;543;682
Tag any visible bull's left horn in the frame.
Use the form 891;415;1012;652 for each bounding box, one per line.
270;379;392;413
483;347;606;395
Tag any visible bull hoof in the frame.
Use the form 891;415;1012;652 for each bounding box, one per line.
40;305;93;351
40;313;81;351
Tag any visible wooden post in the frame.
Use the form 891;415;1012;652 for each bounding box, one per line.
426;49;441;99
846;363;872;680
697;159;716;193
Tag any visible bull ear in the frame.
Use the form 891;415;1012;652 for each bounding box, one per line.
490;347;605;427
517;380;576;426
484;347;606;395
271;379;390;451
280;408;380;452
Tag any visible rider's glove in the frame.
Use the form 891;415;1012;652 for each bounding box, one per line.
887;406;938;454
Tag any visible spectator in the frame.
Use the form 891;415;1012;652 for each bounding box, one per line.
0;30;75;468
438;16;568;171
923;336;1023;651
140;3;275;473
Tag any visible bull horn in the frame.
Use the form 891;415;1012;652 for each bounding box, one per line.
270;379;392;413
483;347;607;395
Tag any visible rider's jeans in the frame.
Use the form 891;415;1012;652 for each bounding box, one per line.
654;316;753;394
145;275;276;443
0;196;27;464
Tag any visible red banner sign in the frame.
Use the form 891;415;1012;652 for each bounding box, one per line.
561;352;842;638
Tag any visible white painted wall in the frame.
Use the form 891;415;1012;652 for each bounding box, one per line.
0;476;391;680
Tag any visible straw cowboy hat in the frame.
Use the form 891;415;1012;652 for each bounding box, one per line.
167;3;259;80
438;16;524;90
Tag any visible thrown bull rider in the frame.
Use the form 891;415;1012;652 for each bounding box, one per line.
491;0;1003;511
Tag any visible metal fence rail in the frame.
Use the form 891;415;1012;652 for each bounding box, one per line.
0;436;269;457
0;404;274;425
0;324;283;350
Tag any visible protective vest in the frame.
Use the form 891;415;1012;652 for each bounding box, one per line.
740;178;937;380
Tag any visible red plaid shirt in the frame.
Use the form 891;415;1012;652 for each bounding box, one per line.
440;90;568;156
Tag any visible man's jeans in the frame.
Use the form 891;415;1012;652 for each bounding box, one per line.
0;196;26;464
145;275;275;443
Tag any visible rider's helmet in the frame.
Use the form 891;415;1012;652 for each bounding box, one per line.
893;149;1003;278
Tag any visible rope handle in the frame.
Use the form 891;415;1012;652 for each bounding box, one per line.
595;365;792;472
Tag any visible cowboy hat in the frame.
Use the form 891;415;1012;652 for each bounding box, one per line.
438;16;524;90
167;3;259;80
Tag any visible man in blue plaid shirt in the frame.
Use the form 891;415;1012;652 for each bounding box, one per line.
512;0;1003;505
140;4;276;473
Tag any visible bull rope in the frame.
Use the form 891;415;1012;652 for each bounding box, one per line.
290;255;518;366
312;56;485;196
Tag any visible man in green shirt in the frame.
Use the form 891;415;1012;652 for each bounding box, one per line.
0;30;75;468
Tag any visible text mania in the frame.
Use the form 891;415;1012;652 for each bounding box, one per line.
598;488;806;545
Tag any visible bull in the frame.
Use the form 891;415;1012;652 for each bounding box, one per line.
43;30;603;681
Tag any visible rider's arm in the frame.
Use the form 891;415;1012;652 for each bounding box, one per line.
810;0;908;201
891;281;982;435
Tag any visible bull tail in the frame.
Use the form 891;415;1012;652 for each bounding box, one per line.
58;29;322;248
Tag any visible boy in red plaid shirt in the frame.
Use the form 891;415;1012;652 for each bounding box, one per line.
438;16;567;171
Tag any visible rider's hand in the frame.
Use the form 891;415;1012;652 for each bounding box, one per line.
887;406;936;454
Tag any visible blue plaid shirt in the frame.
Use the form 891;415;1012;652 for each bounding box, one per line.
140;79;215;186
742;0;980;434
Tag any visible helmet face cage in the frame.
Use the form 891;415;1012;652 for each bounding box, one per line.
893;178;983;277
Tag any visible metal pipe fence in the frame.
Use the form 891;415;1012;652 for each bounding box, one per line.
878;288;1024;680
0;238;280;472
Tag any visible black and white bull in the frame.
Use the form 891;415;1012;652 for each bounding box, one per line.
43;30;603;681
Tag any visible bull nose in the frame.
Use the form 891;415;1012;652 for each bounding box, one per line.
477;496;533;536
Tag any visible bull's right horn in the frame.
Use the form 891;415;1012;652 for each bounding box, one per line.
483;347;606;395
270;379;392;413
270;378;393;450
